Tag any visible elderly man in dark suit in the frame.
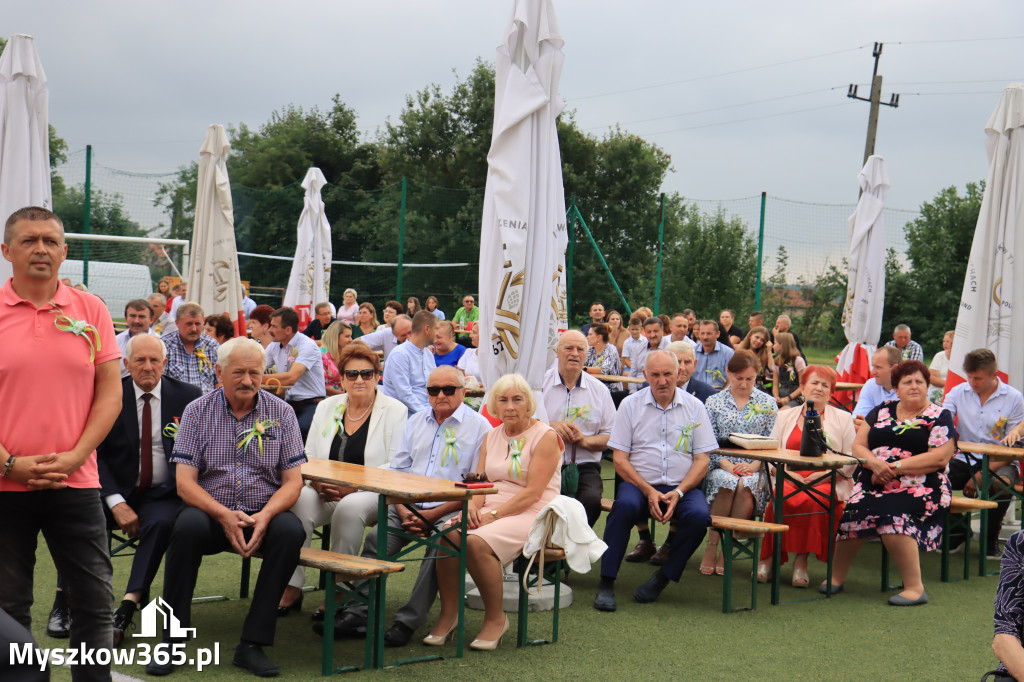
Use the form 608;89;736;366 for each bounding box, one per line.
97;333;201;646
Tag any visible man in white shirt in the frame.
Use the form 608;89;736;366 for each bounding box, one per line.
357;314;412;362
382;311;438;415
96;334;202;645
332;366;490;645
943;349;1024;553
626;317;670;387
669;313;697;348
264;306;326;440
149;293;173;336
168;281;188;320
595;351;717;611
115;299;156;377
852;346;902;426
542;331;616;526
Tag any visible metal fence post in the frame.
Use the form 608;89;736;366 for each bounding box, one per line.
654;193;665;315
566;198;576;321
397;177;407;301
754;191;766;310
83;144;92;287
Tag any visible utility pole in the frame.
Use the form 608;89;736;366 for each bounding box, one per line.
847;42;900;165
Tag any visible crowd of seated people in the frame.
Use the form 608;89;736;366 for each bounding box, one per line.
25;252;1017;677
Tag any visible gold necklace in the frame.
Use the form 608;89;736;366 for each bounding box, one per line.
346;395;375;422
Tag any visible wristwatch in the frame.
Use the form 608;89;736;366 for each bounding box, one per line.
674;488;684;499
489;509;499;520
895;460;903;473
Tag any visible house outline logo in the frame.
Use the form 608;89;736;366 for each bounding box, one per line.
133;597;196;639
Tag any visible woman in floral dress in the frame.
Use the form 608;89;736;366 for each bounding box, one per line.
822;360;956;605
699;350;778;574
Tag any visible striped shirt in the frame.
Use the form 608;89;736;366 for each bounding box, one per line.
170;388;306;513
162;330;220;394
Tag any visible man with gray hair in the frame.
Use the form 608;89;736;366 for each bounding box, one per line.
116;298;157;378
162;301;220;394
149;338;306;676
97;333;202;645
542;330;616;526
885;323;924;362
149;292;173;335
357;313;413;362
771;314;805;359
329;365;491;645
595;350;718;611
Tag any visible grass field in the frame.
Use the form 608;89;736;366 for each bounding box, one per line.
27;462;1005;681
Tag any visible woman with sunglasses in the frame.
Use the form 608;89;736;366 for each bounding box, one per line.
279;344;408;621
426;373;562;651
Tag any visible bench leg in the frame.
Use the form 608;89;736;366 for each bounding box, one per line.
721;530;733;614
963;513;973;582
551;560;562;644
516;557;529;648
240;556;251;599
940;508;951;583
322;576;335;676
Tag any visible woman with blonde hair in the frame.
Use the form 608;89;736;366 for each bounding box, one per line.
772;332;806;408
604;310;630;356
739;326;774;393
337;288;359;325
320;321;353;396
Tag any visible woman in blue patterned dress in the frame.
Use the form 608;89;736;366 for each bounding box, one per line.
993;531;1024;678
822;360;955;605
699;350;778;574
585;324;622;391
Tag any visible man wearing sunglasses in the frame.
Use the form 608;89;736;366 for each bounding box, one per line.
331;366;491;645
382;310;438;416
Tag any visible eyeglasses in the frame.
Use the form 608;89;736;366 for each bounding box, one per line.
462;472;489;483
426;385;462;396
343;369;377;380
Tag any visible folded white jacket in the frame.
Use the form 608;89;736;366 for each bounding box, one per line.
524;495;607;574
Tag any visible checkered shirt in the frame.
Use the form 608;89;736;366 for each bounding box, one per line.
162;330;220;394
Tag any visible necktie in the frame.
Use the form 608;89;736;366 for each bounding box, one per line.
140;393;153;492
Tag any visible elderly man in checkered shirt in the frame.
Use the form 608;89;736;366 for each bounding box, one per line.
147;338;306;677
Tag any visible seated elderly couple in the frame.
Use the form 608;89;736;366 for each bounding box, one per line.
599;348;962;611
140;337;564;677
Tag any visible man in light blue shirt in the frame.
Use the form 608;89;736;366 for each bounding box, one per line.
336;366;490;645
943;349;1024;551
596;351;717;612
382;310;438;415
694;320;734;391
264;306;326;440
356;315;412;362
852;346;902;423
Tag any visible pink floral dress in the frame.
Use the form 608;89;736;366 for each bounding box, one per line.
837;401;955;551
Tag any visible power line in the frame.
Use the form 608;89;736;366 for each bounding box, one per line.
638;101;854;137
888;36;1024;46
568;44;870;102
582;86;843;132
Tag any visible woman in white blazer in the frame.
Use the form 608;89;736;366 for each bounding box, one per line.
757;365;857;588
279;344;408;617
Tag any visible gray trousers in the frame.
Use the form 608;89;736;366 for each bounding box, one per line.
345;505;457;630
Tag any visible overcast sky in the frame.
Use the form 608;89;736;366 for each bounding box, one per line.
6;0;1024;213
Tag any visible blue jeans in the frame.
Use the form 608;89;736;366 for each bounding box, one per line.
601;482;710;582
0;488;113;682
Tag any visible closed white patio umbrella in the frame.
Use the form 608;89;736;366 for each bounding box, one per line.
283;167;332;330
187;124;245;337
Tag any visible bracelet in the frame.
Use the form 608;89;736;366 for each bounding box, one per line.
1;455;16;479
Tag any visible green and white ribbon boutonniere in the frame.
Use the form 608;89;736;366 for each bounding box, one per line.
744;402;774;422
507;438;524;479
442;426;459;465
566;404;592;424
49;301;101;362
705;368;725;386
238;416;281;457
162;417;181;440
321;402;346;439
892;419;925;436
675;421;701;453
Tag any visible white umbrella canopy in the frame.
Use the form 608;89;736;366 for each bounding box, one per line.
187;124;246;337
0;33;51;282
283;167;332;330
478;0;568;405
835;155;889;394
946;83;1024;396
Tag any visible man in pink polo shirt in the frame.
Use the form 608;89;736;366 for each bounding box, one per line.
0;206;122;681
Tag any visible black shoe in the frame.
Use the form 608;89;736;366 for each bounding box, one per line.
112;600;137;647
312;612;366;639
593;587;617;612
233;643;280;677
145;655;177;676
624;539;656;563
310;607;325;622
633;570;670;604
384;622;414;647
46;604;71;639
276;592;303;617
649;542;671;566
947;536;966;554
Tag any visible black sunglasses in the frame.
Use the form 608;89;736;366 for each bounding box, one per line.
343;369;377;380
426;385;461;396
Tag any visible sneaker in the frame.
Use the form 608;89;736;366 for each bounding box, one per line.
624;539;656;563
46;604;71;639
112;600;137;647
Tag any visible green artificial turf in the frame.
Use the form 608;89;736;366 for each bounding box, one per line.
28;462;1003;681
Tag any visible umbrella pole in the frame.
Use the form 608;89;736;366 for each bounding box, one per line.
754;191;766;309
83;145;92;287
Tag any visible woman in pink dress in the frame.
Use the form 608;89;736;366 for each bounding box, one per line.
425;373;562;651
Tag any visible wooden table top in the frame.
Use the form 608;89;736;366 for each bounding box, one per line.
593;373;644;384
960;441;1024;460
713;447;864;469
301;458;497;503
835;382;864;391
